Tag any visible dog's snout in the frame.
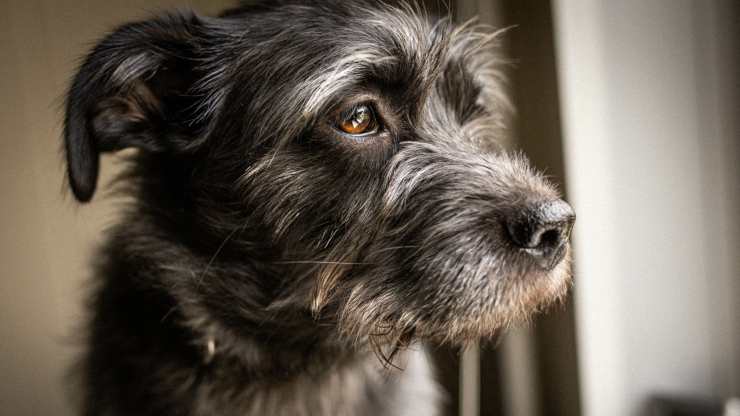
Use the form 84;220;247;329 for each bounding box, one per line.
505;199;575;270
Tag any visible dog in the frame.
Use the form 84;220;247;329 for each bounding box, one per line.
63;1;575;414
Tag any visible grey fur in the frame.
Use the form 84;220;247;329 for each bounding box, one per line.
62;1;574;415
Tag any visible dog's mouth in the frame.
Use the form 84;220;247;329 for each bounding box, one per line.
408;243;574;345
331;235;574;349
524;240;569;271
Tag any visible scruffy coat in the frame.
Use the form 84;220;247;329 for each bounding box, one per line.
63;1;572;415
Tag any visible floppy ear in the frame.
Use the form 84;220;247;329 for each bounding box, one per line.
64;12;205;202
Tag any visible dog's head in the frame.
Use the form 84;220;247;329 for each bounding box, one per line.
64;0;574;353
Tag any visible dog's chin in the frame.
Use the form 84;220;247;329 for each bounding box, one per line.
403;246;573;346
334;246;572;351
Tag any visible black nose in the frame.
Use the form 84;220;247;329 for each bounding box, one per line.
505;199;575;270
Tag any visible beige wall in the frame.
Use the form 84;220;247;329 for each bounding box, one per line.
0;2;231;415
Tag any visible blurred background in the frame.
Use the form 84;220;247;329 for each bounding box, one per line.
0;0;737;415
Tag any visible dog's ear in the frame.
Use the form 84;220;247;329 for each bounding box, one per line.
64;12;206;202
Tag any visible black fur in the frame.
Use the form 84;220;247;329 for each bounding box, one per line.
63;1;574;415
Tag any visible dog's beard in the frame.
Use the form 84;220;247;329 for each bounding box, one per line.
319;243;572;360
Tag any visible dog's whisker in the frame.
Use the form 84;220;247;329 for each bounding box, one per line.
366;244;420;256
271;260;372;266
196;226;240;287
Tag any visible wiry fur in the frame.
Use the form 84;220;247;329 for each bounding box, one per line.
62;1;573;415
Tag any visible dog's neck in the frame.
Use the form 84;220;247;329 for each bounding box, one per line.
111;204;378;376
141;261;425;416
185;307;359;382
85;169;441;415
189;333;435;416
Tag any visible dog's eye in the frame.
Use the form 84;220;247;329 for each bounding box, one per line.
336;104;378;136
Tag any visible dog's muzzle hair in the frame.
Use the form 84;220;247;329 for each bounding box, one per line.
62;0;574;413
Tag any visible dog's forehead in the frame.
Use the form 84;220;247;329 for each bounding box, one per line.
294;5;449;114
227;2;447;72
202;1;502;145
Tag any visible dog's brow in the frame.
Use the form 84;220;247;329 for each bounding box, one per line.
300;45;400;114
301;40;449;120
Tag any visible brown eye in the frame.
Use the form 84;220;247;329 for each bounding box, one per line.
337;104;378;135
